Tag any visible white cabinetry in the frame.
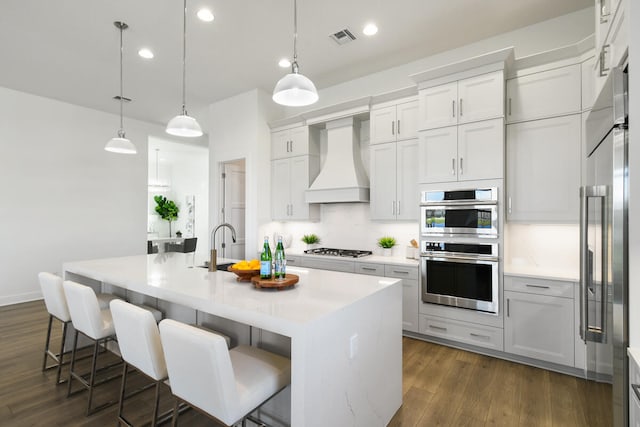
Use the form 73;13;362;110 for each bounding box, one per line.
385;265;419;333
271;125;319;159
418;71;504;130
594;0;627;96
630;349;640;427
418;118;503;183
370;99;418;144
370;139;419;220
419;315;504;351
506;64;581;123
506;114;581;222
504;275;575;367
271;156;319;221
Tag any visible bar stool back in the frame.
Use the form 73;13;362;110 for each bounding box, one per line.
110;299;168;426
159;319;291;426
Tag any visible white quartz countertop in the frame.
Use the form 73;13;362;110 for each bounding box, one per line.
287;250;419;268
504;263;579;282
63;253;401;336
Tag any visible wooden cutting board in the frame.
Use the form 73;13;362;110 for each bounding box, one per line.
251;274;299;290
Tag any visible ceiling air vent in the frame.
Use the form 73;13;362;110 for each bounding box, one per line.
329;29;356;45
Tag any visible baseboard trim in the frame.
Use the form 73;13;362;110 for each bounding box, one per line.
0;292;43;307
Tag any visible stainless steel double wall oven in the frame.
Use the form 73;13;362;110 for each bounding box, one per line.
420;187;500;313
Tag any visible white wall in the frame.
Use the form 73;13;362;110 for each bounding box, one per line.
0;86;162;305
207;89;280;261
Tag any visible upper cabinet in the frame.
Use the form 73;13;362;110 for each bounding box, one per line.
506;64;581;123
593;0;628;96
271;125;320;160
370;99;418;145
418;71;504;131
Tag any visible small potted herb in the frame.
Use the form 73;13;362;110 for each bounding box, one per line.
377;236;396;256
175;231;182;238
302;234;320;250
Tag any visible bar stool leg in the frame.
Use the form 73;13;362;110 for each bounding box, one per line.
151;381;161;427
42;315;54;372
67;330;80;397
55;321;68;384
171;397;180;427
117;362;129;425
86;338;101;415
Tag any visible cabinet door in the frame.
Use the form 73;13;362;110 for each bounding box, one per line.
418;82;457;130
396;139;419;220
289;156;311;220
402;278;420;333
271;130;290;159
289;126;310;157
457;71;504;124
369;143;397;220
396;100;419;141
506;115;581;222
581;56;596;111
457;118;504;181
506;64;581;123
418;126;457;184
370;106;396;145
271;158;291;220
504;291;574;366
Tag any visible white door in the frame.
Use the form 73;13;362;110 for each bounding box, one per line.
418;82;457;130
369;142;397;220
396;139;419;220
457;118;504;182
370;105;396;145
396;100;419;141
221;160;245;259
418;126;457;183
457;71;504;124
271;158;290;220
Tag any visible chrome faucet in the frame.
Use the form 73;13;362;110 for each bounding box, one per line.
209;223;237;271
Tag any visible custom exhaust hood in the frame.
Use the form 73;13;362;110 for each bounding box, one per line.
305;116;370;203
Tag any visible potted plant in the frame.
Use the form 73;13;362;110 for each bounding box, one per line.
377;236;396;256
154;195;179;237
302;234;320;250
175;231;183;238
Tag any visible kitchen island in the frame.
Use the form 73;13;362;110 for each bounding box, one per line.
63;252;402;427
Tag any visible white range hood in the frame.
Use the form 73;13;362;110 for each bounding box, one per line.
305;116;370;203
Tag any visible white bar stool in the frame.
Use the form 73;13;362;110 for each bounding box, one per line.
159;319;291;427
110;299;170;426
63;280;124;415
38;272;118;384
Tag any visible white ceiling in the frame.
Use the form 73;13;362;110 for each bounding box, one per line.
0;0;591;127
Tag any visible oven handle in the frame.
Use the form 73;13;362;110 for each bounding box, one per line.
420;254;499;262
420;200;497;207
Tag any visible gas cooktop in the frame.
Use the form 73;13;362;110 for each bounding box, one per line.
303;248;373;258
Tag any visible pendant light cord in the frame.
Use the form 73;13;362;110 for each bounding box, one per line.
292;0;298;72
181;0;187;114
119;23;124;134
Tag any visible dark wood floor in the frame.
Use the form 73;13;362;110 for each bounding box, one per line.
1;301;612;426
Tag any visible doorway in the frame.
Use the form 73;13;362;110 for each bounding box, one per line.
218;159;246;259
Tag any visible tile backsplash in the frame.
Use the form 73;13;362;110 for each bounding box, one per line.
504;223;579;271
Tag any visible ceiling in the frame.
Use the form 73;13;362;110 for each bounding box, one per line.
0;0;591;127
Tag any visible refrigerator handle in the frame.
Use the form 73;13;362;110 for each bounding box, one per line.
580;186;588;342
599;185;608;344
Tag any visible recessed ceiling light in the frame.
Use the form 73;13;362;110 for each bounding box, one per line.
138;48;154;59
363;23;378;36
278;58;291;68
197;8;214;22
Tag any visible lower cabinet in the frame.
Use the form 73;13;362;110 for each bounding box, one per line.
504;276;575;366
419;314;504;351
384;264;419;333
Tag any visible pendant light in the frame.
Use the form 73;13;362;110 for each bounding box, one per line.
105;21;137;154
166;0;203;137
272;0;318;107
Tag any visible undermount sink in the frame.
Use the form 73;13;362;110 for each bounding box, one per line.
197;262;234;271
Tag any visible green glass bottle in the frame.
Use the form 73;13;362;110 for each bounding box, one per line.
260;236;272;279
274;236;286;280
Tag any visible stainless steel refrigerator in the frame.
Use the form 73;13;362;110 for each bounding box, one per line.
582;65;628;426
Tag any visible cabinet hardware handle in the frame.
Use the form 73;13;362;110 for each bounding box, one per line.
391;201;396;215
397;120;401;135
391;120;395;136
470;333;490;340
361;267;376;271
508;197;512;215
507;298;510;317
525;284;551;289
452;100;456;118
459;98;463;116
600;45;610;77
393;270;409;274
599;0;610;23
508;98;512;116
429;325;447;332
452;158;456;175
397;200;401;216
459;157;463;175
290;140;293;152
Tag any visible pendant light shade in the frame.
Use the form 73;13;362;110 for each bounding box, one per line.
273;0;318;107
105;21;136;154
166;0;203;137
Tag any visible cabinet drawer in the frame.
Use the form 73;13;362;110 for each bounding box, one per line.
303;258;355;273
504;275;574;298
355;263;385;276
385;265;418;280
420;315;504;351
